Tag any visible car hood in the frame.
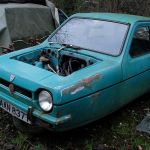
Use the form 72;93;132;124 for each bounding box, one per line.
0;45;122;105
0;57;63;92
0;59;54;81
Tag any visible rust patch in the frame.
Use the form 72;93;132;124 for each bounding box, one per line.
56;111;62;118
62;74;100;96
82;74;100;84
38;120;53;129
55;119;64;125
38;110;46;118
91;92;101;106
62;83;83;96
81;74;100;88
55;115;71;125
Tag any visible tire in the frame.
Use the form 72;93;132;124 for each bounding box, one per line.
13;117;44;135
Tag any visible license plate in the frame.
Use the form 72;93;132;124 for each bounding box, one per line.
0;99;31;124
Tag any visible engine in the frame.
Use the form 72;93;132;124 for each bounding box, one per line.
13;47;96;76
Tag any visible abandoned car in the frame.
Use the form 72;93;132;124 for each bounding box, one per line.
0;13;150;132
0;0;67;54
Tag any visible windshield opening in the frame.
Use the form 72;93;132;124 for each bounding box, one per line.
48;18;129;56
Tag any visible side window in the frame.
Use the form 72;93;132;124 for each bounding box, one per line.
129;26;150;57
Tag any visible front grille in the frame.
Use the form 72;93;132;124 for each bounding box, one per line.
0;78;32;99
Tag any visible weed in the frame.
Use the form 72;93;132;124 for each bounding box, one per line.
84;140;93;150
12;132;29;150
133;137;150;150
34;144;46;150
111;122;131;136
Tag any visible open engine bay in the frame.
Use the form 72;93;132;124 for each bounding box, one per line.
12;46;97;76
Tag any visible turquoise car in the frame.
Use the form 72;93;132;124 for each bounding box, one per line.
0;13;150;132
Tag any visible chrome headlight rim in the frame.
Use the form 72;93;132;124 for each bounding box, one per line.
38;90;53;112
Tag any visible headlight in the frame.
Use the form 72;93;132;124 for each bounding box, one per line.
38;91;53;112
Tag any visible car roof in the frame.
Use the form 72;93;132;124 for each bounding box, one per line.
73;13;150;24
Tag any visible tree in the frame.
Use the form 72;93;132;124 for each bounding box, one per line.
52;0;150;17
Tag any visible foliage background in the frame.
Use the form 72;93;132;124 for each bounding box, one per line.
1;1;150;150
52;0;150;16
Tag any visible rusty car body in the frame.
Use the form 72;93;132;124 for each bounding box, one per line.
0;13;150;132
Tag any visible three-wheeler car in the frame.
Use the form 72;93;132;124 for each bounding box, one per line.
0;13;150;132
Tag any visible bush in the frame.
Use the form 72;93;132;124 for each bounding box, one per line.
52;0;150;17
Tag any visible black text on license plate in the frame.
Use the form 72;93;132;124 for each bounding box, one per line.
0;99;31;124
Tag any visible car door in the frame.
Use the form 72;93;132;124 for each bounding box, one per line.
122;22;150;103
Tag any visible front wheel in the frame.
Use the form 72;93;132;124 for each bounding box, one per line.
13;117;44;134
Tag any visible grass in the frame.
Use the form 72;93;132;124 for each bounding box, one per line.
11;132;28;150
34;144;47;150
11;132;47;150
84;140;93;150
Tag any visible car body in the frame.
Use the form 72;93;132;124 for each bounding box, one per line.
0;13;150;132
0;0;67;54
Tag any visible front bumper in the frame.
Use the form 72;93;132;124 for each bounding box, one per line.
0;89;71;131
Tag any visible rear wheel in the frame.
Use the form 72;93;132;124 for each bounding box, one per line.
13;117;44;134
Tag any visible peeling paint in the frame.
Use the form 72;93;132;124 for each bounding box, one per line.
82;74;100;84
71;86;85;95
55;114;72;125
81;74;100;88
61;84;82;96
62;74;100;96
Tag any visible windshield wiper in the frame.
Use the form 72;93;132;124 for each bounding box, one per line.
61;43;82;50
48;41;62;46
49;41;82;50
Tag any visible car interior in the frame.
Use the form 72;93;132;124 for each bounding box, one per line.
130;27;150;57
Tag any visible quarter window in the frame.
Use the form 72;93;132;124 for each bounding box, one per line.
129;26;150;57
